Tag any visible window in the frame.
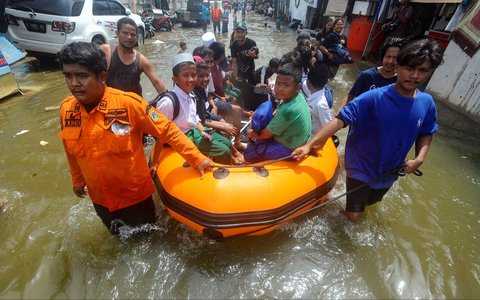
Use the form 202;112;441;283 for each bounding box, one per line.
6;0;82;16
108;0;126;15
93;0;111;15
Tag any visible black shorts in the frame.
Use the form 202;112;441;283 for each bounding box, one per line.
93;196;156;234
345;177;390;213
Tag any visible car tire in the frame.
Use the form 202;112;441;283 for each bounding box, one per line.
92;35;105;45
137;28;145;46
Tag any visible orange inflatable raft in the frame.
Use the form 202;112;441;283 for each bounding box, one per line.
153;137;339;241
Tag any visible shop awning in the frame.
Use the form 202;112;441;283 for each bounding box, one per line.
325;0;349;16
410;0;462;3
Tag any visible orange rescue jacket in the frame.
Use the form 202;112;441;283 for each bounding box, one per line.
211;7;222;21
58;87;207;212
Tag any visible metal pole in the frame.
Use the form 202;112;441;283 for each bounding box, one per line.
362;0;385;60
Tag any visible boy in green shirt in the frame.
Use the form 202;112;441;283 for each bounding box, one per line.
245;63;311;163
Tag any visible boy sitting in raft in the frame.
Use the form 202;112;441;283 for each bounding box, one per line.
244;63;311;163
151;53;238;169
306;62;333;136
192;56;245;164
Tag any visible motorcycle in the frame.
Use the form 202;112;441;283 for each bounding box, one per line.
141;12;155;38
152;10;174;31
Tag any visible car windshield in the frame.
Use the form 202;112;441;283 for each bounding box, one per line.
6;0;85;17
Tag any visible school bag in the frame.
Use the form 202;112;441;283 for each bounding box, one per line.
329;44;351;65
251;99;273;133
149;91;180;120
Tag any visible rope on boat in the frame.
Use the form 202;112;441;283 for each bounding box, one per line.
212;164;423;241
210;154;293;169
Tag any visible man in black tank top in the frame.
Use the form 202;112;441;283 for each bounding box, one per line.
100;17;166;97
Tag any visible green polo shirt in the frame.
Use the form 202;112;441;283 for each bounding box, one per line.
267;92;311;148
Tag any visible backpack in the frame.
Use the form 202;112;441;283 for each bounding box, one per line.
251;99;273;132
329;44;351;65
149;91;180;120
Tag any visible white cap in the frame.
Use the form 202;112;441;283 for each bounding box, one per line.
202;32;216;47
172;52;194;68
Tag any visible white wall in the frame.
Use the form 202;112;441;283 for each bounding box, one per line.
289;0;309;25
426;41;480;123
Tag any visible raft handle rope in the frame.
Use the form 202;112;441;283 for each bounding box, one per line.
207;164;423;241
183;154;294;179
211;155;293;179
298;164;423;217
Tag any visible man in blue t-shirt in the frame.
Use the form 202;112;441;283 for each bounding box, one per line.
338;38;406;111
292;39;443;222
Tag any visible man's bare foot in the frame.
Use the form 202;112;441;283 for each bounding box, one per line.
231;149;245;165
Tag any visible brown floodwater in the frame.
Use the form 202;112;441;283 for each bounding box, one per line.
0;12;479;299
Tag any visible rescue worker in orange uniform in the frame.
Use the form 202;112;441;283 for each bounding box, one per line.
57;42;214;234
211;1;222;34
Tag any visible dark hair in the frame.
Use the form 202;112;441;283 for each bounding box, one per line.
321;17;334;34
332;18;344;27
117;17;138;33
293;44;312;74
192;45;214;59
196;61;210;70
307;63;329;89
268;58;279;69
397;39;443;69
209;42;226;61
296;38;312;48
279;51;302;69
57;42;107;75
173;61;195;76
180;41;186;47
277;63;302;84
379;37;406;61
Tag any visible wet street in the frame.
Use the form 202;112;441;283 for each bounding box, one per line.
0;12;479;299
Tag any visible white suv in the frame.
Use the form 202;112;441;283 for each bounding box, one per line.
5;0;145;60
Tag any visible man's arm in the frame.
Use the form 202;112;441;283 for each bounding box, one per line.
405;134;433;173
292;117;344;160
99;44;112;68
231;57;238;77
62;141;87;197
140;55;167;94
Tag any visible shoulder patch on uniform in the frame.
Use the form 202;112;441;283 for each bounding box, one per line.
148;108;161;123
99;101;107;111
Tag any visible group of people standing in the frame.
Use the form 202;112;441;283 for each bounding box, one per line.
202;1;233;34
56;12;444;235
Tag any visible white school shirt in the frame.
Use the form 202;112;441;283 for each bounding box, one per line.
156;85;201;133
307;88;332;136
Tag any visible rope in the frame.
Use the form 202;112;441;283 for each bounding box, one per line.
210;154;293;169
282;164;423;220
210;164;423;241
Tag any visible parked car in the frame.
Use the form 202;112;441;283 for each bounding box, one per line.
5;0;145;60
177;0;205;28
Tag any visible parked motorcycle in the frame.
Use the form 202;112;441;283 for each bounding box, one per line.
152;14;173;31
141;12;155;38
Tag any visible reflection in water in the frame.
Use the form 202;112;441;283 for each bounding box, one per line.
0;12;479;299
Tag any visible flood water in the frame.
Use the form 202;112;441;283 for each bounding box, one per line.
1;13;479;299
